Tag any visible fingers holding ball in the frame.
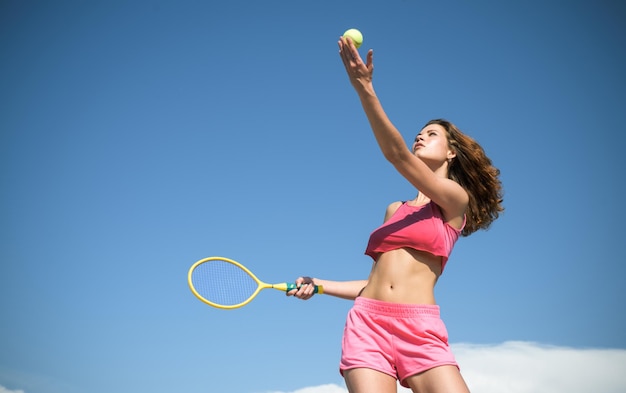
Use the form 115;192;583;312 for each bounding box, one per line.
343;28;363;48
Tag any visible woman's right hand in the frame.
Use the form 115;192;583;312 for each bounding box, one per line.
286;276;317;300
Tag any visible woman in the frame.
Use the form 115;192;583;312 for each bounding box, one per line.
287;37;503;392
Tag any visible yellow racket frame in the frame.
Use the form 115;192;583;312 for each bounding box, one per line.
187;256;323;309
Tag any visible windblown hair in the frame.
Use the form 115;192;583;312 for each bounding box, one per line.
424;119;504;236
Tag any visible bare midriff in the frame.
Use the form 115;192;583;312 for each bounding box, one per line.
359;247;442;305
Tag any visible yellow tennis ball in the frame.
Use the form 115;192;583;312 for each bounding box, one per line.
343;28;363;48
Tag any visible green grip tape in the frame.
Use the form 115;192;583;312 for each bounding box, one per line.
285;283;323;294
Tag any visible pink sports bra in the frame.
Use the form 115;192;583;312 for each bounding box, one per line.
364;201;465;272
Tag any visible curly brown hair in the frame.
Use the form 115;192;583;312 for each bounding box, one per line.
424;119;504;236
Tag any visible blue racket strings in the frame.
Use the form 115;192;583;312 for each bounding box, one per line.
191;260;258;306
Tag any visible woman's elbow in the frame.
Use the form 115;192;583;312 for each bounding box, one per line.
383;149;410;166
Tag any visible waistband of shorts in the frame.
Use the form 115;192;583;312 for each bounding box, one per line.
354;296;440;317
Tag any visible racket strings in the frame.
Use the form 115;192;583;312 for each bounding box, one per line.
191;260;259;306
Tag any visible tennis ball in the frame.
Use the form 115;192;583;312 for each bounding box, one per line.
343;28;363;48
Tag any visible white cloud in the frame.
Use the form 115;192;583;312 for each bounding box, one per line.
265;342;626;393
0;385;25;393
265;384;347;393
453;341;626;393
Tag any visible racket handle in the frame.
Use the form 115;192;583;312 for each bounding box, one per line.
279;283;324;294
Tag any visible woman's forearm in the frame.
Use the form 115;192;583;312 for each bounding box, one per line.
313;278;368;300
356;86;408;163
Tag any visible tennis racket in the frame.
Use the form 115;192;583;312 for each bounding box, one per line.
187;256;323;309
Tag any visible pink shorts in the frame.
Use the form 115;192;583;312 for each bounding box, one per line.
339;297;458;388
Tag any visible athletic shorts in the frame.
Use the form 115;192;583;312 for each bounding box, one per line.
339;297;458;388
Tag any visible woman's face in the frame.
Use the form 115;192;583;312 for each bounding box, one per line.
411;124;455;164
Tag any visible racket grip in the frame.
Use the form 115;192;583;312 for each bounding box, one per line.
285;283;324;294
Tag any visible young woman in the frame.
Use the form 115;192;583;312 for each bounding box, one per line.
287;37;504;393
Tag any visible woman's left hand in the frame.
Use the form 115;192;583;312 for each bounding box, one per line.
338;36;374;91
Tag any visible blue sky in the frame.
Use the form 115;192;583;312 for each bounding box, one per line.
1;1;625;392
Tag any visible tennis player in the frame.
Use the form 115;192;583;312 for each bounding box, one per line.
287;36;504;393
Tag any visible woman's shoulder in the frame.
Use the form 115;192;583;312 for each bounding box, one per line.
386;200;404;210
383;201;404;221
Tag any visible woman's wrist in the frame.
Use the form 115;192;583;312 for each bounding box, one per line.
354;81;375;97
